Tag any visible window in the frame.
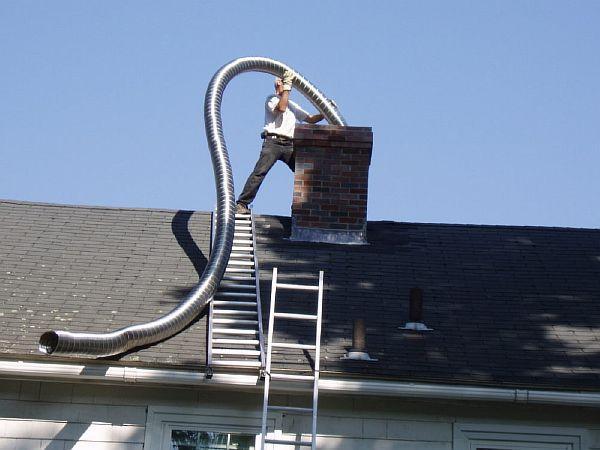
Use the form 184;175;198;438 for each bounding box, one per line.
145;406;278;450
171;429;255;450
454;423;588;450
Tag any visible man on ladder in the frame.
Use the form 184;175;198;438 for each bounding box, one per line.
236;71;325;215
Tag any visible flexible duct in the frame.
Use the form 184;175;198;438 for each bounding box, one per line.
38;56;346;357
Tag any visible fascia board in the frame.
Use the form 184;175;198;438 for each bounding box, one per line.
1;359;599;408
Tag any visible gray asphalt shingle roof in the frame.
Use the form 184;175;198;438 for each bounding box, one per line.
1;199;600;390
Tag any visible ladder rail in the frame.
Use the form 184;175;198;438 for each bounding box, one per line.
260;268;324;450
260;267;278;450
206;301;214;371
206;209;217;374
250;210;266;370
311;270;324;450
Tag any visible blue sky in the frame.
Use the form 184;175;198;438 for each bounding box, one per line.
1;1;599;227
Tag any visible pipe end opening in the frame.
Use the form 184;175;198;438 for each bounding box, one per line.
39;331;59;354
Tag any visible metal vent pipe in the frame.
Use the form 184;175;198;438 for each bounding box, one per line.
38;56;346;358
409;287;424;322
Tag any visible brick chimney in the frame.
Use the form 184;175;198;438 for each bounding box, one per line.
291;124;373;244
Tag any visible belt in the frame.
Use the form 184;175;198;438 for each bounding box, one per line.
261;131;293;142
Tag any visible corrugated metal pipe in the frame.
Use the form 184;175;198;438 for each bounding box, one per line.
38;56;346;358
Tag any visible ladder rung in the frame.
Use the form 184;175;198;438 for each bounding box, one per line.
225;268;255;273
268;405;313;414
215;292;256;298
270;373;315;381
221;275;256;281
213;309;257;316
229;253;254;259
211;360;261;367
212;301;257;307
234;226;252;231
264;439;312;446
212;338;259;345
218;282;255;289
234;213;251;218
232;246;253;251
233;233;252;239
276;282;319;291
212;328;257;335
227;260;254;266
271;342;316;350
273;312;318;321
213;318;258;325
212;348;260;356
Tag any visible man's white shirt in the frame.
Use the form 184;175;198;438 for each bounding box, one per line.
263;94;309;138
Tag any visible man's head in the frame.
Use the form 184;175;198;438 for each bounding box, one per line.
274;77;284;95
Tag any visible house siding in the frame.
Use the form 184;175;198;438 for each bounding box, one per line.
1;378;600;449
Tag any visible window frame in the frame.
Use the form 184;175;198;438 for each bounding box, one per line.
145;405;279;450
453;422;589;450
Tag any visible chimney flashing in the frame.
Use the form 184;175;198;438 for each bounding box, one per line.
290;223;367;245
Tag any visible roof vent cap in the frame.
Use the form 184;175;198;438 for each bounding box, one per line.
342;318;378;362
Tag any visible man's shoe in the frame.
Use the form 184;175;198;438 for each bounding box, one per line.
236;202;250;215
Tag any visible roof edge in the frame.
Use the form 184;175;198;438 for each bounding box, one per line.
2;359;599;408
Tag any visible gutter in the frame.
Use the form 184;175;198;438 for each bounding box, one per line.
1;359;599;408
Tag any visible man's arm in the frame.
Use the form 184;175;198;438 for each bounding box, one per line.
275;70;295;112
305;99;336;123
276;89;290;112
304;113;324;124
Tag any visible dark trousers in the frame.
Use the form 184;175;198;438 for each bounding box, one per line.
237;138;295;206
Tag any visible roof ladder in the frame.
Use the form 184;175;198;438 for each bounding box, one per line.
260;268;324;450
206;210;266;376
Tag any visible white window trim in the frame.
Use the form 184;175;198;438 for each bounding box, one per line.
454;422;589;450
145;405;280;450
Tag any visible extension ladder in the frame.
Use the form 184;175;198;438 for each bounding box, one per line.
206;211;265;374
261;268;324;450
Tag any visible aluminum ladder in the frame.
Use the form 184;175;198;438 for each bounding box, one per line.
206;211;265;375
260;268;324;450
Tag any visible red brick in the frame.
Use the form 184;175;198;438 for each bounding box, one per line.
292;124;371;233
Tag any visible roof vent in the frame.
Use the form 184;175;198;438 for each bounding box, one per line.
399;287;433;331
342;318;378;361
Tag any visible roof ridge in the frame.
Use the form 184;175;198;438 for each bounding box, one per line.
0;198;199;215
1;198;598;232
381;220;600;232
